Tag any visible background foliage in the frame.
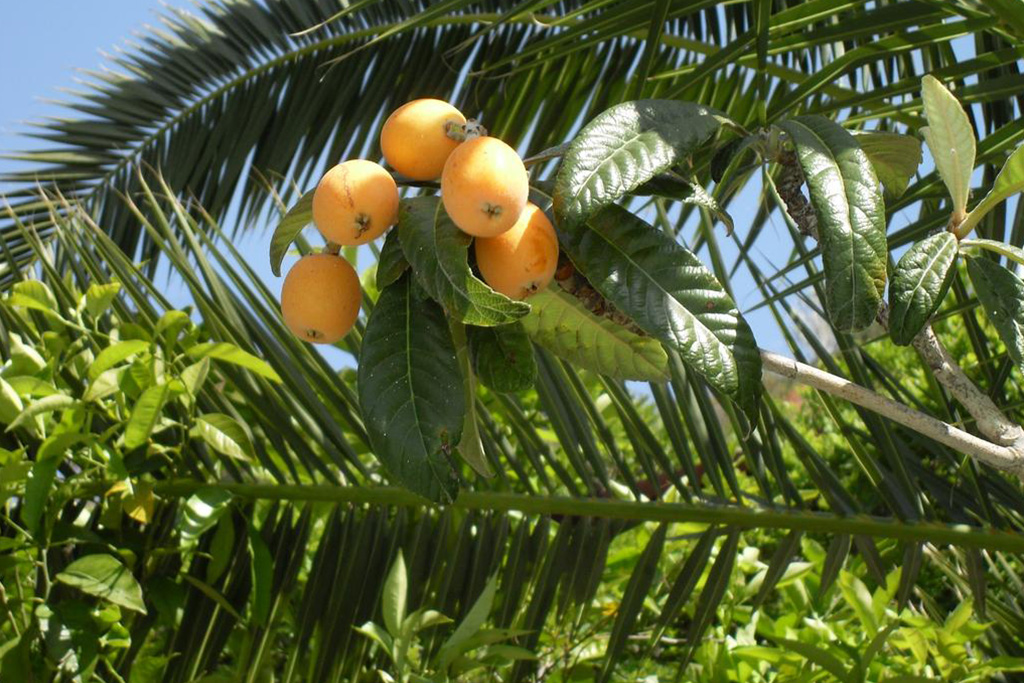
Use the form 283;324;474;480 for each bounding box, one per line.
2;0;1024;680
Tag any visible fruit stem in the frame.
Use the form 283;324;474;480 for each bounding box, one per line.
323;242;341;255
445;119;488;142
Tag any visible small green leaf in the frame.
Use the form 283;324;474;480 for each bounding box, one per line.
451;322;493;478
6;394;76;432
205;516;235;584
187;342;281;383
959;144;1024;235
357;274;462;502
24;433;88;537
398;197;530;326
8;333;46;375
248;522;273;626
966;256;1024;373
779;116;887;332
467;323;537;393
154;310;191;347
920;75;976;218
84;282;121;319
269;189;315;277
55;554;146;614
84;368;125;403
521;288;668;381
888;232;958;345
440;576;498;666
0;377;24;424
383;551;408;638
89;340;150;381
556;205;760;415
191;414;255;461
180;358;211;399
181;487;233;543
9;280;58;315
553;99;721;226
124;383;170;450
354;622;394;657
852;131;923;198
376;228;410;291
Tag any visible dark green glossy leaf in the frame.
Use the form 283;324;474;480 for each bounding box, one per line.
357;274;462;502
397;196;530;326
376;227;409;291
467;322;537;393
553;99;721;226
888;232;957;345
966;256;1024;373
24;433;87;538
853;131;922;198
269;189;314;277
521;288;668;382
556;205;760;415
55;554;146;614
779;116;887;332
634;172;734;233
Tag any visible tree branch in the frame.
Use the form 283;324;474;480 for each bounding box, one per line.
773;155;1024;480
760;350;1024;480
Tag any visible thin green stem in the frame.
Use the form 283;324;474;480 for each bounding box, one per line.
125;480;1024;553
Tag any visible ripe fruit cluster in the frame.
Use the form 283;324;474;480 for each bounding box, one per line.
280;98;560;344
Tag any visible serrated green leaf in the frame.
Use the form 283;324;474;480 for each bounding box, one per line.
89;340;150;381
521;288;668;381
383;551;407;638
467;323;537;393
553;99;721;226
779;116;887;332
966;256;1024;373
357;274;462;502
959;143;1024;235
853;131;923;198
269;189;314;277
888;232;958;345
84;282;121;319
921;75;976;217
556;205;760;415
191;413;255;461
397;197;530;326
55;554;146;614
124;383;169;449
376;227;409;291
186;342;281;383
